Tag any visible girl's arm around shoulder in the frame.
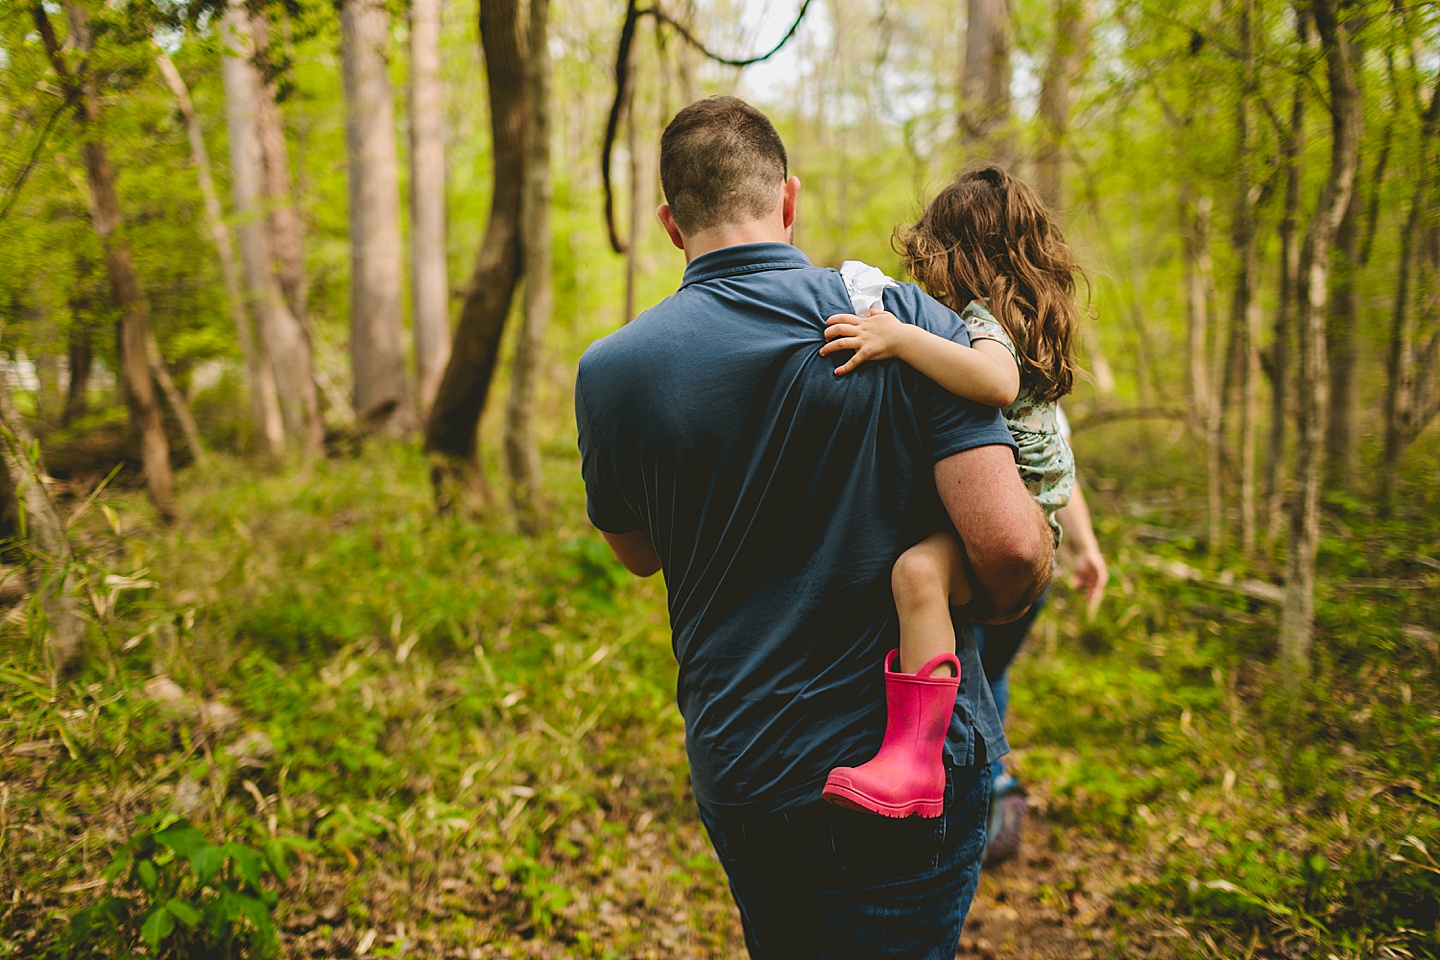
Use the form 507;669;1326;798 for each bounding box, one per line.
820;307;1021;408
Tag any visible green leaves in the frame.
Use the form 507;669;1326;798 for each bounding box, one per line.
165;898;201;926
138;906;174;951
66;818;285;959
190;845;224;887
133;859;158;895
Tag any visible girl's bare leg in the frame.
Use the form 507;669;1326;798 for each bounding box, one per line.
890;531;975;675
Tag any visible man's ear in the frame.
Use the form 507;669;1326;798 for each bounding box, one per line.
781;176;801;230
657;204;686;251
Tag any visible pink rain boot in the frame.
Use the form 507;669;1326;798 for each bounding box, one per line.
821;650;960;819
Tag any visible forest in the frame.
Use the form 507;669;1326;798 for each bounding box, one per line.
0;0;1437;955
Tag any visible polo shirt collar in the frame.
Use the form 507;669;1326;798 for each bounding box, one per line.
680;242;812;288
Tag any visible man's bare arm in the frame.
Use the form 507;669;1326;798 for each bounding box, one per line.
602;529;662;577
934;445;1053;623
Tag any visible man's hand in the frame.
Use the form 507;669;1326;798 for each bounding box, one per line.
602;529;662;578
820;306;912;375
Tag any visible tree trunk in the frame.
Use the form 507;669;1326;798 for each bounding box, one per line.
147;337;207;467
222;8;302;458
622;36;642;326
1324;190;1360;489
1280;0;1360;687
0;379;85;674
248;12;310;329
1180;187;1211;431
155;49;270;458
36;4;176;522
1266;61;1305;533
1380;71;1440;510
423;0;528;513
341;0;414;434
1035;0;1088;210
1231;0;1262;556
1182;190;1223;553
64;319;91;426
409;0;451;417
506;0;552;533
960;0;1012;162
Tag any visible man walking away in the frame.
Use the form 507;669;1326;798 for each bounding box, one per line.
575;96;1053;959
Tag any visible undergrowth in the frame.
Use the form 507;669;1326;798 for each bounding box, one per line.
1;425;1436;958
1008;422;1440;959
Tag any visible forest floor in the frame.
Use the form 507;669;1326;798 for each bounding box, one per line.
2;425;1438;959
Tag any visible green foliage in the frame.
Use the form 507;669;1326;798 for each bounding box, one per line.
64;814;288;960
1006;424;1440;958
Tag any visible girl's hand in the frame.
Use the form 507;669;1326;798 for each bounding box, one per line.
819;306;910;375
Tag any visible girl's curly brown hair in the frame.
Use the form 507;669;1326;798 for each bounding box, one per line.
896;165;1086;403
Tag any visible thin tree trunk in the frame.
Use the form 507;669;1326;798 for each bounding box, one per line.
1266;62;1305;535
1231;0;1262;556
1181;187;1211;431
147;337;207;467
1325;191;1360;488
1324;34;1365;490
222;8;298;458
1380;71;1440;511
960;0;1013;161
1280;0;1360;687
506;0;551;533
248;12;310;329
341;0;414;434
1183;190;1224;553
0;380;85;674
410;0;451;416
36;4;175;522
423;0;528;513
622;38;641;326
249;11;324;444
1035;0;1088;210
64;319;91;426
155;50;268;458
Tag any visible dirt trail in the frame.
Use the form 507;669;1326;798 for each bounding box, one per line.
958;801;1178;960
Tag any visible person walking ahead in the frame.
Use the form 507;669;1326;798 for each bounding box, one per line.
575;96;1053;959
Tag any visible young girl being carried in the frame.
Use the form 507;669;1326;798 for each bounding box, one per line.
818;165;1085;819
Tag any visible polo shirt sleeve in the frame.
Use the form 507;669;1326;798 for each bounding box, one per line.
574;370;643;534
884;284;1019;464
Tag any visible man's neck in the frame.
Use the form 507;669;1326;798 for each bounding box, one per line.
681;221;791;263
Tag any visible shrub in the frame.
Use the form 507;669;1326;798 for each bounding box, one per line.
63;814;290;960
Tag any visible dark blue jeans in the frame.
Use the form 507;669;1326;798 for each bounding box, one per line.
974;591;1047;782
696;764;991;959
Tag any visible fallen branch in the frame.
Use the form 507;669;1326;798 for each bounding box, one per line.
1138;554;1286;605
1069;407;1190;434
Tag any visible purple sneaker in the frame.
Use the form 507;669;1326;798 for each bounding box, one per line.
983;774;1026;866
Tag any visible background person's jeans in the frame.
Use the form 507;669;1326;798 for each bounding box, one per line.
696;764;991;959
974;591;1048;782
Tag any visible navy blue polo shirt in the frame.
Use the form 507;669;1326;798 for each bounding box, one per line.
575;242;1016;815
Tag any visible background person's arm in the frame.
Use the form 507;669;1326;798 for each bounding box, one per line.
603;529;662;577
1057;482;1108;617
934;445;1053;623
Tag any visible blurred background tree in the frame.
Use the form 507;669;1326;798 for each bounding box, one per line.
0;0;1436;686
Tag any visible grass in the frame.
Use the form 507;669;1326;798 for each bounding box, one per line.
1004;421;1440;959
1;422;1437;958
2;446;738;958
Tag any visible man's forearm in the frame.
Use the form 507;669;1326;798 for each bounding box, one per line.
964;504;1054;624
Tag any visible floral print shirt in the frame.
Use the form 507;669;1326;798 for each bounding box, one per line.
960;300;1074;543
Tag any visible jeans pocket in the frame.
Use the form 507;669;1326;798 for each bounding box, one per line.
824;803;948;880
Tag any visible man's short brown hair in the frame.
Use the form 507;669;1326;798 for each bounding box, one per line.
659;96;789;235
